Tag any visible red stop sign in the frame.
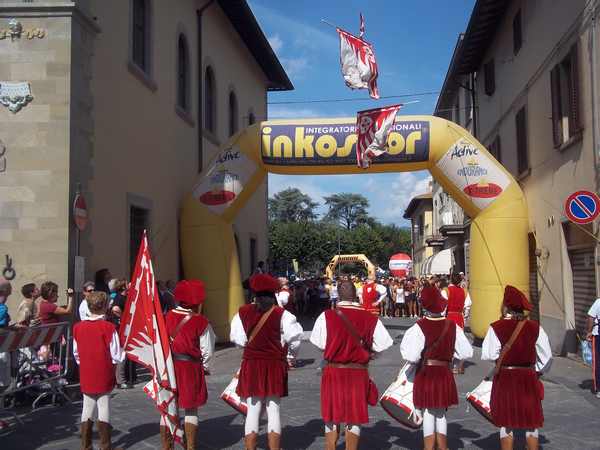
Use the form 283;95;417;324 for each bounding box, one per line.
73;194;88;231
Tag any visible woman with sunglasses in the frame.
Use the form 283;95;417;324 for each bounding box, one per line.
79;281;95;321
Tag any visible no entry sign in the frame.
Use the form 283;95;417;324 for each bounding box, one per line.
73;193;88;231
565;190;600;224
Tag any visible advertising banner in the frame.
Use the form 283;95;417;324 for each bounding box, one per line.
261;120;429;167
192;146;258;215
436;137;511;211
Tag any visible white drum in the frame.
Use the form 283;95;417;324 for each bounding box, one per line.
380;363;423;429
466;378;494;424
220;371;248;416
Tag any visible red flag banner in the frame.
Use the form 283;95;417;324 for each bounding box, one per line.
336;28;379;99
119;232;184;445
356;104;403;169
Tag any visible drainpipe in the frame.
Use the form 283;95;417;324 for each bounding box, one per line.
470;72;478;139
590;6;600;298
197;0;216;173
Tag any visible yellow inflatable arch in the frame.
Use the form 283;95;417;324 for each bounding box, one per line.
325;254;376;280
181;116;528;340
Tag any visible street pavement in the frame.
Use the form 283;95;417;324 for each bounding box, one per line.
1;317;599;449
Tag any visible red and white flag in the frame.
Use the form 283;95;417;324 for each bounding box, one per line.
336;28;379;99
359;13;365;38
356;104;402;169
120;232;184;446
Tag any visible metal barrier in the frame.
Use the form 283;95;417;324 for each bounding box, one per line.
0;322;72;423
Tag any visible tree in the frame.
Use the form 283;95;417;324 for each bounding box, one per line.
268;188;319;223
324;193;370;229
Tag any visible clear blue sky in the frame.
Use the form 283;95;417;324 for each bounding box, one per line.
251;0;476;225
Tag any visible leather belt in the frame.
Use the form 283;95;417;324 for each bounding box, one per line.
173;353;203;364
327;362;368;370
502;365;535;370
424;359;451;367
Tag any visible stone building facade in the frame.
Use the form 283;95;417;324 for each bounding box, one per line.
0;0;291;315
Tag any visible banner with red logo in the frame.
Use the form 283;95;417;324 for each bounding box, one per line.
120;232;184;446
435;137;511;211
356;104;402;168
336;28;379;99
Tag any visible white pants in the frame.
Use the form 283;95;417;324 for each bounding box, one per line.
422;408;447;437
160;408;199;426
81;393;110;423
325;423;360;436
245;396;281;435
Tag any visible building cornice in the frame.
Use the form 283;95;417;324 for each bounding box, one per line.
0;2;101;33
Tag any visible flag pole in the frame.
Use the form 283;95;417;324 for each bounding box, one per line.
321;19;339;29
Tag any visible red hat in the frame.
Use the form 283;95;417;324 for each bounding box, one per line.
503;285;532;312
249;273;279;295
420;286;446;313
188;279;206;305
174;280;204;306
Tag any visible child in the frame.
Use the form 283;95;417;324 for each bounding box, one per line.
73;291;124;450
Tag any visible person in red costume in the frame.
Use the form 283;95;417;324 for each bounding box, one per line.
400;286;473;450
481;285;552;450
361;275;381;316
230;273;303;450
310;280;393;450
160;280;216;450
444;273;472;374
73;291;124;450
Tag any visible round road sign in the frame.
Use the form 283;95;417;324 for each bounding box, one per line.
73;193;88;231
565;190;600;224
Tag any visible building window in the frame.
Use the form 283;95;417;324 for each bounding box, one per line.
248;110;256;125
513;10;522;55
515;106;529;175
550;43;582;148
488;135;502;164
249;237;257;274
132;0;150;72
228;91;238;137
129;205;150;272
204;66;216;133
484;59;495;96
177;34;190;111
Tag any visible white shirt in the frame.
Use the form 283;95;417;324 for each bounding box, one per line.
374;283;387;305
330;284;339;300
588;298;600;335
400;318;473;362
229;308;304;353
79;299;91;320
73;314;124;365
395;288;404;303
275;290;290;308
481;320;553;373
309;302;394;353
170;307;217;371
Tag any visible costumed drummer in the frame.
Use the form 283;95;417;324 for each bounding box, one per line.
400;286;473;450
443;273;472;374
310;280;393;450
161;280;216;450
481;285;552;450
230;273;304;450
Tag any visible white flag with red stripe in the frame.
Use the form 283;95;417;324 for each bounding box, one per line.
336;28;379;99
356;104;403;169
119;232;184;446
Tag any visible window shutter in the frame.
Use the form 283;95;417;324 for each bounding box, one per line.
569;42;581;133
495;135;502;164
516;107;529;174
550;65;563;147
513;10;523;55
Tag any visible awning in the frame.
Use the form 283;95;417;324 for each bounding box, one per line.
421;248;454;276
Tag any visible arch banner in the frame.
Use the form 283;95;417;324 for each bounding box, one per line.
325;254;376;280
181;116;529;340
